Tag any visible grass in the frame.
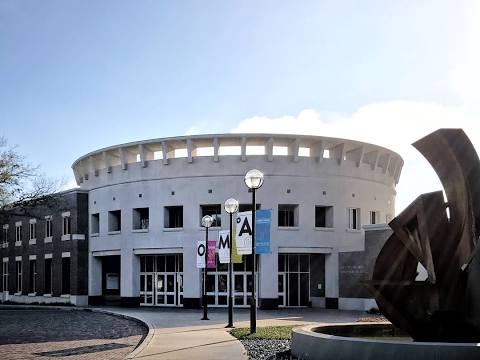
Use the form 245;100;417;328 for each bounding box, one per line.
230;325;296;340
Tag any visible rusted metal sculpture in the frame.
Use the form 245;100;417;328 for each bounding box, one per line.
368;129;480;342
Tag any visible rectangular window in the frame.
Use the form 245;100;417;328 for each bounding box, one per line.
2;261;8;292
2;226;7;246
315;206;334;228
132;208;149;230
238;204;261;212
369;211;380;225
16;260;22;293
348;208;361;230
91;213;100;234
45;217;53;238
29;222;36;240
62;216;71;235
153;150;163;160
200;205;221;227
29;260;36;293
278;204;298;227
164;206;183;228
108;210;121;232
62;257;70;294
298;147;310;157
15;224;22;242
45;258;52;294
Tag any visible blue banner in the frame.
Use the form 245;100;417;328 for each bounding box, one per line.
255;209;271;254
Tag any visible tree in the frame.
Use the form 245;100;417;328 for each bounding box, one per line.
0;136;61;215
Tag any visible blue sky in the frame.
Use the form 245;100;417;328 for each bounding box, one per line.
1;1;479;212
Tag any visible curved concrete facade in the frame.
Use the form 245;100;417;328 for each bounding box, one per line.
72;134;403;308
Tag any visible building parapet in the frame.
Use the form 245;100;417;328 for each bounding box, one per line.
72;133;403;186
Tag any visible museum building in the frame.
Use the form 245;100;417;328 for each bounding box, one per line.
70;133;402;310
0;133;402;309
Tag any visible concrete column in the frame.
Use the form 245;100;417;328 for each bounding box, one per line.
138;144;148;168
88;254;102;296
259;249;278;309
213;137;219;162
241;137;247;162
118;148;128;170
120;249;139;306
266;138;274;162
187;139;194;163
132;255;140;297
182;243;201;308
325;250;339;309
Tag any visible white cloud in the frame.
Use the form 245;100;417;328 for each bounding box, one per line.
61;177;79;191
231;102;480;214
232;102;479;154
185;125;204;136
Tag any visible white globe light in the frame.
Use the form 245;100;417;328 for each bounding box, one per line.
224;198;239;214
201;215;213;228
244;169;264;189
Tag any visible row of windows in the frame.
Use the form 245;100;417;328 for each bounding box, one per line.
91;204;388;234
2;214;71;246
1;257;70;295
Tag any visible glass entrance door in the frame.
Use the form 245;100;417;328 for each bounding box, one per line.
140;255;183;306
155;273;180;306
278;254;310;307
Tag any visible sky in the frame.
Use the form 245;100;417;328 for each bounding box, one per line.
1;0;479;213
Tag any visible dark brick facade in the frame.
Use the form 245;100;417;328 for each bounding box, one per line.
0;190;88;304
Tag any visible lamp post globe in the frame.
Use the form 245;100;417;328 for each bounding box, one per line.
201;214;213;320
224;198;239;214
202;215;213;228
244;169;264;334
224;198;239;328
244;169;264;189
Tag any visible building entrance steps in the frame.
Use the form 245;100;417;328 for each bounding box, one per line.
99;307;366;359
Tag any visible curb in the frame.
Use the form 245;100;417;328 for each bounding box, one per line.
90;309;154;359
0;304;153;359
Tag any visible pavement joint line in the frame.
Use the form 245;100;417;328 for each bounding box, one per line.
160;325;241;334
133;338;241;359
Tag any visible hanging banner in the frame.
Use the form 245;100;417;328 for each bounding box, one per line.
218;230;230;264
231;230;243;263
236;211;252;255
256;209;272;254
207;240;217;268
196;240;206;268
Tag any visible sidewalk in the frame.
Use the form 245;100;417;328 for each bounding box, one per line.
102;307;365;360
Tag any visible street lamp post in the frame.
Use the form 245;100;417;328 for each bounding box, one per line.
224;198;239;328
201;215;213;320
244;169;264;334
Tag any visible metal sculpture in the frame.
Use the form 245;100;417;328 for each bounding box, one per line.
368;129;480;342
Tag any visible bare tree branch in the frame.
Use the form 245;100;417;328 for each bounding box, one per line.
0;137;64;218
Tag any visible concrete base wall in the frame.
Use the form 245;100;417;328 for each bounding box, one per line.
339;297;377;311
292;324;480;360
2;293;88;306
311;296;325;308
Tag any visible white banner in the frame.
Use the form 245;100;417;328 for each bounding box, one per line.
236;211;252;255
218;230;230;263
196;240;206;268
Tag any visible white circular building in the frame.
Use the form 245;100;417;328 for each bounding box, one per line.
72;134;402;309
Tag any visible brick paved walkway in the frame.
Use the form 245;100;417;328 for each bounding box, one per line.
0;309;147;360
